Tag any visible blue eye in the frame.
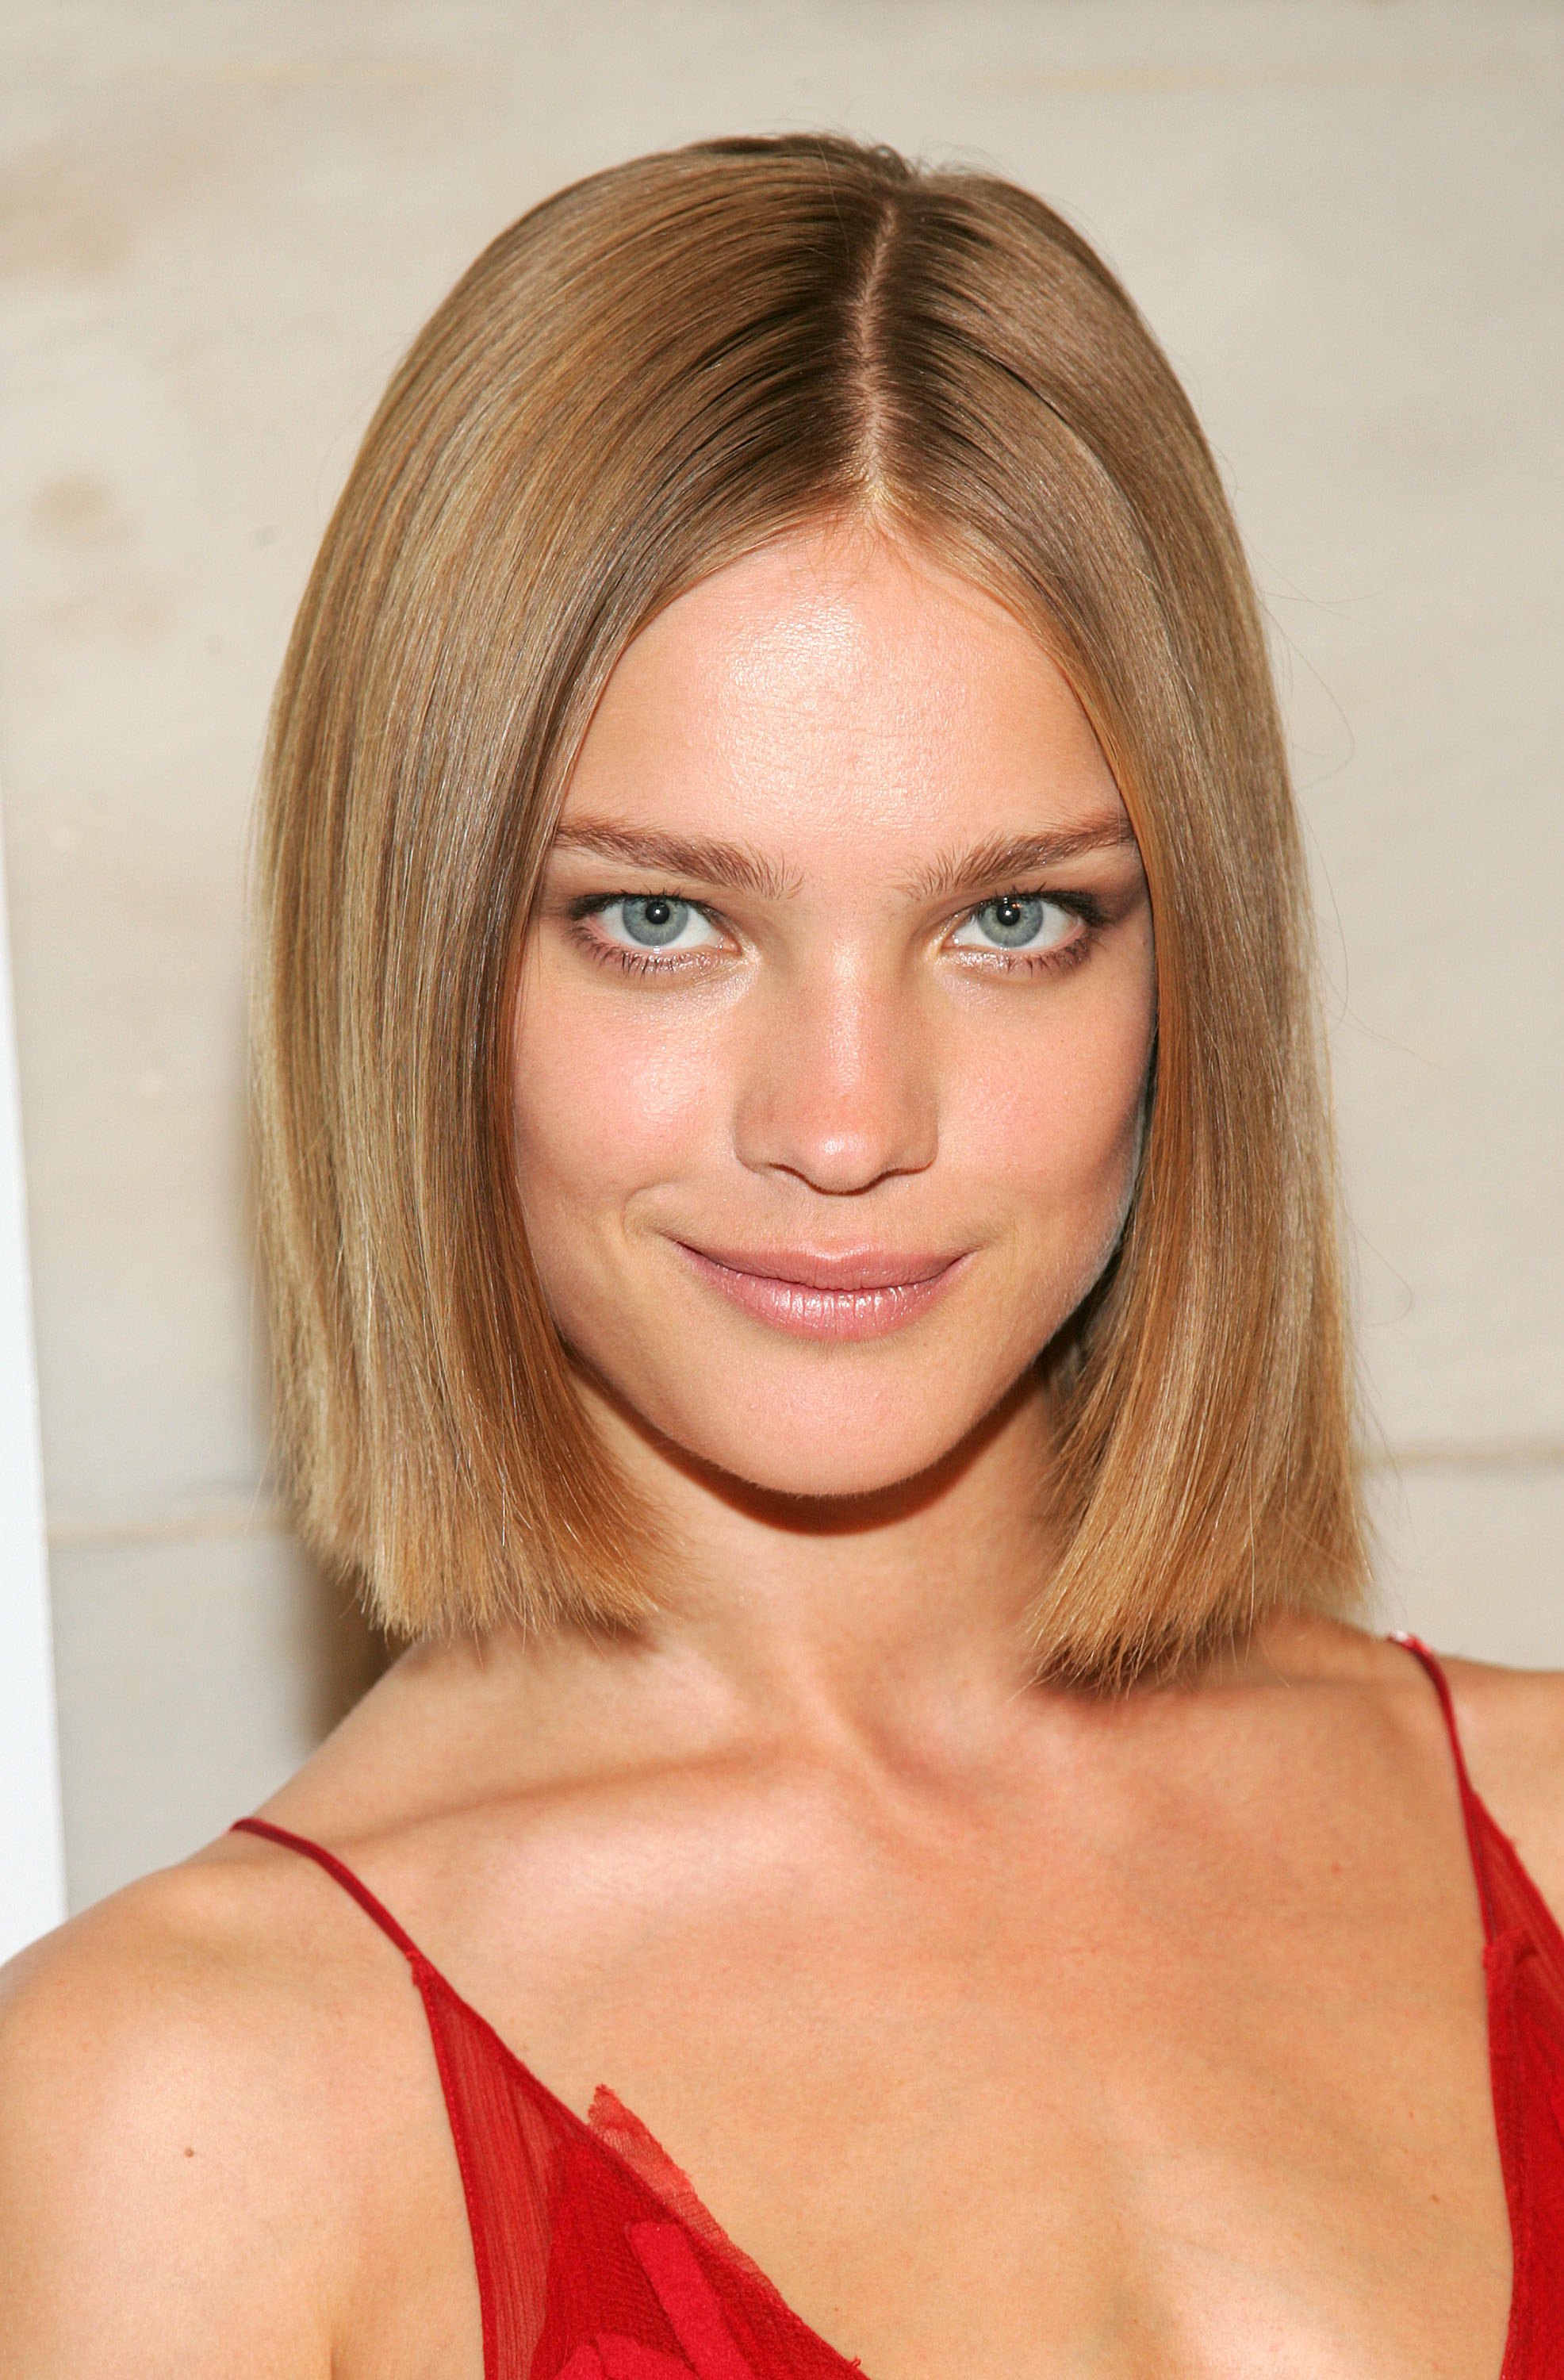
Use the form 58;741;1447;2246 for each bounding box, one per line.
619;896;692;946
594;896;723;954
952;895;1074;954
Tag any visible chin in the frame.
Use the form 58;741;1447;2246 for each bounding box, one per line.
633;1368;1037;1506
568;1272;1070;1509
700;1433;955;1504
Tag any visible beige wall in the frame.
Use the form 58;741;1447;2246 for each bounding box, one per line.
2;0;1559;1911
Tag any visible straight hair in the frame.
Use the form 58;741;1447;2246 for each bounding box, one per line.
255;133;1367;1684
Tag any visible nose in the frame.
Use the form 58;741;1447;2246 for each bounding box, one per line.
733;954;937;1195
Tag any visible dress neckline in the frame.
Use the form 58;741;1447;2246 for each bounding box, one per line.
232;1810;864;2369
233;1633;1544;2379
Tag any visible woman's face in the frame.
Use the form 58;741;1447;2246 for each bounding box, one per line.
512;525;1155;1500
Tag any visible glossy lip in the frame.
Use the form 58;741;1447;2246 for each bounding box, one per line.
670;1239;972;1342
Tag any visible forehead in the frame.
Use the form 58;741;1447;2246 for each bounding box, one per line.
564;525;1125;857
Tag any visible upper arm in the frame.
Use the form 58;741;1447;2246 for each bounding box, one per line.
0;1883;337;2380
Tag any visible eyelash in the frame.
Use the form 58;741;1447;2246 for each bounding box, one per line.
565;896;708;977
953;891;1107;978
565;890;1109;978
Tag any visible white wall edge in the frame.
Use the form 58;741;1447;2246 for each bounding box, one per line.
0;799;65;1962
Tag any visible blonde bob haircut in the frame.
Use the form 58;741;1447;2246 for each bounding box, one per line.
256;132;1367;1685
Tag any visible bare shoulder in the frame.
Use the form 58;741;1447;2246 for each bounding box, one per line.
1239;1619;1564;1923
0;1832;447;2378
1433;1652;1564;1920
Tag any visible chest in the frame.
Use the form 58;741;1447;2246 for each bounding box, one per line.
344;1802;1514;2380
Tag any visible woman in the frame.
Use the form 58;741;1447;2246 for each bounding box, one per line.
2;134;1560;2378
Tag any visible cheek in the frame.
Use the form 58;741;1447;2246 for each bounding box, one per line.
953;966;1154;1232
509;969;722;1219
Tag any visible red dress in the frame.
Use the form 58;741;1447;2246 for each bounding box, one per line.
233;1637;1564;2376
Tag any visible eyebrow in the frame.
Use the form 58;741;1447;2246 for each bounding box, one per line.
548;818;798;901
902;817;1140;901
547;811;1139;905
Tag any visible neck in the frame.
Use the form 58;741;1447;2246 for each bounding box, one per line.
576;1370;1060;1745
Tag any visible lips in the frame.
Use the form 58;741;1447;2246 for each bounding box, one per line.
671;1240;969;1341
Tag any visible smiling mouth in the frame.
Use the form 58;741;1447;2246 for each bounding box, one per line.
671;1241;971;1342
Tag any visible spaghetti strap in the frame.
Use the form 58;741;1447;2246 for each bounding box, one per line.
1390;1632;1498;1942
231;1814;431;1970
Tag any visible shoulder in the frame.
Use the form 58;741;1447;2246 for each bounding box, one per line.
1240;1621;1564;1922
1431;1653;1564;1919
0;1833;431;2376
